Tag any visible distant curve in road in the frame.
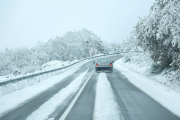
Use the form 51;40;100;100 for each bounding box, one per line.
59;55;180;120
1;55;179;120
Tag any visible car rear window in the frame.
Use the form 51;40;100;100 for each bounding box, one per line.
97;58;111;63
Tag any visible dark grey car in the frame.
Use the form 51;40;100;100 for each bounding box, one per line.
93;58;113;73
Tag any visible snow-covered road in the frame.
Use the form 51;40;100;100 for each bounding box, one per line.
0;55;179;120
93;73;124;120
27;69;88;120
0;64;82;115
114;62;180;118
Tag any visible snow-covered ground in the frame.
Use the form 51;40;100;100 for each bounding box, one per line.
1;53;180;119
0;64;83;117
26;69;88;120
0;60;80;82
115;52;180;118
93;73;124;120
41;60;79;70
118;52;180;92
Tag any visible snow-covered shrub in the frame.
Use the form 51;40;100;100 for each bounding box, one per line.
122;54;131;63
151;63;165;74
0;28;120;76
117;52;154;74
89;47;100;56
171;55;180;69
116;52;180;92
119;34;139;52
101;41;114;53
133;0;180;69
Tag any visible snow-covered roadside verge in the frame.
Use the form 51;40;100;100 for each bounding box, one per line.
114;63;180;118
0;60;74;82
26;69;88;120
0;59;84;83
41;60;79;70
118;52;180;92
0;64;83;117
0;59;90;97
93;73;124;120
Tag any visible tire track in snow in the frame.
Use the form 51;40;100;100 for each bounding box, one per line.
50;66;94;120
93;73;124;120
0;62;91;120
26;69;89;120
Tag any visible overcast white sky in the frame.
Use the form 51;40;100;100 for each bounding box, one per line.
0;0;155;50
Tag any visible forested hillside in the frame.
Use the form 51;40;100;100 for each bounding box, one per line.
0;29;120;76
118;0;180;86
125;0;180;70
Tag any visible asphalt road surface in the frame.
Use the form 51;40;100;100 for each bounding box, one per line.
0;55;179;120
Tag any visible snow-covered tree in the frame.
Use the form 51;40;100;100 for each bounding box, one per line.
89;47;100;56
0;28;118;76
133;0;180;69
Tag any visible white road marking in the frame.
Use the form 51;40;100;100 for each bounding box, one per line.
59;71;94;120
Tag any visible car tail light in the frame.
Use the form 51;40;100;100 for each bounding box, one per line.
95;63;99;66
109;63;112;66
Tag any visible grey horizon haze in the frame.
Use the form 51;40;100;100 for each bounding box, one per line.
0;0;155;50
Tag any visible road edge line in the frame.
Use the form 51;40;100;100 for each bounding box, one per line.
59;70;94;120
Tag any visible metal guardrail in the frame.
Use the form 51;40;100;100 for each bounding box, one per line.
0;52;124;96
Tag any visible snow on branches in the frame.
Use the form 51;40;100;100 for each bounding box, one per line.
0;29;120;76
134;0;180;69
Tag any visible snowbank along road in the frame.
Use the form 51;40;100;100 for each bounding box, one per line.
0;55;179;120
